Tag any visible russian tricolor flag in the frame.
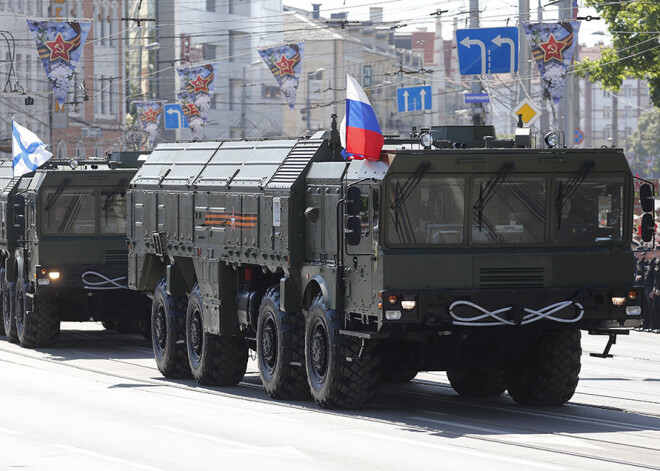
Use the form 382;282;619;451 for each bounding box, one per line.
341;74;384;161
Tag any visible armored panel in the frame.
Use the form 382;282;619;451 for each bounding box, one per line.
267;140;324;189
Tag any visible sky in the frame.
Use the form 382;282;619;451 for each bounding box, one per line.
282;0;610;47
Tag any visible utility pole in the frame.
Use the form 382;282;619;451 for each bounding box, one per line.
538;0;550;132
612;91;618;147
559;0;577;146
518;0;530;104
469;0;483;125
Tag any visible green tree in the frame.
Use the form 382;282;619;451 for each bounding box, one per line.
576;1;660;106
626;109;660;175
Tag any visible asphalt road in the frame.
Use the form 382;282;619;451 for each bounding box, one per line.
0;325;659;471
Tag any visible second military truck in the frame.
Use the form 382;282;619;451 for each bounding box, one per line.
0;154;151;348
127;124;646;409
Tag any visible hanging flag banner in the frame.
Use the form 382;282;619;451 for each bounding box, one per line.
12;121;52;177
258;42;304;110
523;22;580;104
134;101;163;148
27;19;92;107
176;63;218;139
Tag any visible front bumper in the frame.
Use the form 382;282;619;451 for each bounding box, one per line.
379;286;645;330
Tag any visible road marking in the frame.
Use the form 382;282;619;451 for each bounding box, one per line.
410;416;503;434
55;444;162;471
354;431;566;470
0;427;20;435
156;425;312;460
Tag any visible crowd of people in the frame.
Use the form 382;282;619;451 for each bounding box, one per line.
633;232;660;332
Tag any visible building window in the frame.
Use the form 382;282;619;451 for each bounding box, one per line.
228;0;237;14
76;141;85;158
94;142;103;157
229;78;241;110
210;94;217;110
603;106;611;119
57;141;67;158
229;31;248;62
602;89;609;98
203;44;216;61
262;84;281;99
206;0;215;12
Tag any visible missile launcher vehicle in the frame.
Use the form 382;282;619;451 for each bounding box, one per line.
127;121;648;409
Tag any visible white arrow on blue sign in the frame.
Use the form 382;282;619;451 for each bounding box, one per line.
397;86;432;112
456;27;519;75
164;103;189;129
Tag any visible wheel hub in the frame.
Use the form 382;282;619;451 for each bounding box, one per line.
154;307;166;350
190;311;203;358
261;319;277;368
311;324;328;378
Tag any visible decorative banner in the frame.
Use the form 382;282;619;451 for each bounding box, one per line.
176;63;218;139
134;101;163;148
523;22;580;104
258;43;304;110
27;19;92;107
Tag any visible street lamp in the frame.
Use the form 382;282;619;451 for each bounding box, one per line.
306;67;325;132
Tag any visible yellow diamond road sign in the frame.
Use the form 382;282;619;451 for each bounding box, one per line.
512;98;541;127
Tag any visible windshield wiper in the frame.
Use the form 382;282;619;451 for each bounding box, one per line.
43;178;70;211
102;178;128;211
473;162;514;231
555;160;595;229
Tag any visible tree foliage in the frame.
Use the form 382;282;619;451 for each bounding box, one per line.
576;0;660;107
626;109;660;174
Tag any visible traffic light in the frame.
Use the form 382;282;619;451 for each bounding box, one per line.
300;108;308;120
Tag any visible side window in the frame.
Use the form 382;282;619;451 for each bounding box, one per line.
372;188;379;240
360;194;369;237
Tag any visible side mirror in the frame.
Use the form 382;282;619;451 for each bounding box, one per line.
346;186;361;216
14;194;25;216
346;216;361;246
640;183;654;213
641;213;655;243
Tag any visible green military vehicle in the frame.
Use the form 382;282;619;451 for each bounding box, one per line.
0;153;151;348
127;121;647;409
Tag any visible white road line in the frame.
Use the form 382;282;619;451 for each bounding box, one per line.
410;416;504;434
354;431;567;470
0;427;20;435
55;444;163;471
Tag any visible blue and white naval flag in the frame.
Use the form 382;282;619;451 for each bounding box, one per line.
12;121;52;177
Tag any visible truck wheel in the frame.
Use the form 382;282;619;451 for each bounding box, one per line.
447;366;507;397
2;280;17;343
506;329;581;406
152;278;191;378
305;294;381;409
187;283;248;386
15;280;60;348
257;285;309;399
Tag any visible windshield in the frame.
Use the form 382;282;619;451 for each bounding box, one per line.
41;187;128;236
471;178;546;244
386;177;465;245
553;176;624;244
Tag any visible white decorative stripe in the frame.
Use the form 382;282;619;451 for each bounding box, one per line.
81;271;128;290
449;299;584;326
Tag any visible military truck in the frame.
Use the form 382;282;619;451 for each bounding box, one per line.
0;153;151;348
127;121;647;409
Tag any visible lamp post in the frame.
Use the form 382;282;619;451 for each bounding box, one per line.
306;67;325;132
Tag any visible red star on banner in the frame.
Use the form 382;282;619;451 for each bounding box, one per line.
275;55;296;76
142;107;159;123
45;33;76;62
539;34;567;62
186;103;200;116
190;74;211;93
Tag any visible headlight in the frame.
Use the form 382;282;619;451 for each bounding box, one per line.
544;132;559;148
69;159;79;169
420;133;434;148
401;300;417;311
48;271;60;280
385;310;402;320
611;296;626;307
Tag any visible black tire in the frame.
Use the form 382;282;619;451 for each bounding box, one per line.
382;367;418;383
507;329;582;406
3;280;17;343
0;269;5;337
16;280;60;348
305;294;381;409
187;283;248;386
256;285;309;399
447;366;507;397
152;278;191;378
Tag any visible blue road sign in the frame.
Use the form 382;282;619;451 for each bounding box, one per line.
465;93;490;104
164;103;189;129
456;27;519;75
397;86;432;112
